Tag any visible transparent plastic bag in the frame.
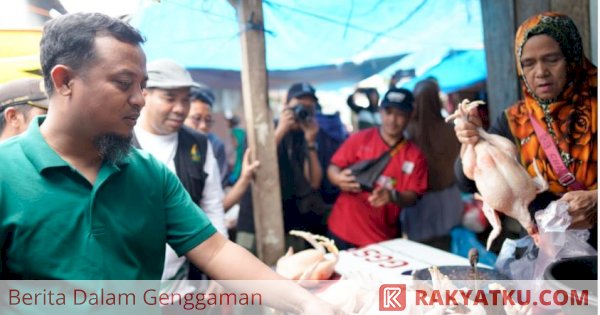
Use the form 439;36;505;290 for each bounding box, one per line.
495;200;597;279
495;235;537;279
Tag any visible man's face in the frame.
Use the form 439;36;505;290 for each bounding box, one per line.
185;100;212;134
69;36;146;138
380;106;410;139
520;34;567;101
142;88;191;135
286;95;316;128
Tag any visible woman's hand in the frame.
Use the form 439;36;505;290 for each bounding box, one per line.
560;190;598;229
454;107;483;145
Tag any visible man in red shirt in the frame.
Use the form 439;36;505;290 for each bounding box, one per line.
327;88;428;248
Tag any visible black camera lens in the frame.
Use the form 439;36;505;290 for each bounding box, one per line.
292;105;311;122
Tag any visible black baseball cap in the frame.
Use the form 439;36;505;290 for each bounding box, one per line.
380;88;413;112
286;82;318;103
190;87;215;107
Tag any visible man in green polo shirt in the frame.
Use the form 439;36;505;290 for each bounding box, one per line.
0;12;341;315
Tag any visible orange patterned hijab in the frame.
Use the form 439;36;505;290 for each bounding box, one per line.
506;12;597;195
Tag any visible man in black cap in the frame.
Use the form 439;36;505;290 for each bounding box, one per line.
0;78;49;142
326;87;428;249
236;82;327;252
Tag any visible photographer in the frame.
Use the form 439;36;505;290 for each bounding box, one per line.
346;87;381;130
275;82;322;190
236;82;327;252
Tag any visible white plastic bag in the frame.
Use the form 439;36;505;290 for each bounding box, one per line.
495;200;597;280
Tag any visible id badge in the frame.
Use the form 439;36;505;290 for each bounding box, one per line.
402;161;415;174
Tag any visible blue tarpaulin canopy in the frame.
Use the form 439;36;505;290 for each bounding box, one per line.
129;0;485;90
401;49;487;93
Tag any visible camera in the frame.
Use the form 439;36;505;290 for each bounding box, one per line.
350;88;378;109
292;105;313;122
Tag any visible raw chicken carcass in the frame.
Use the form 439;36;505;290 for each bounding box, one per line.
275;230;339;286
446;99;547;249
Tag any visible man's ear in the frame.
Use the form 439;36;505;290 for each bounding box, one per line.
50;65;75;96
3;107;23;127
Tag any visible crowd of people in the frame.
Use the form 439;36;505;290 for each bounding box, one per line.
0;9;596;313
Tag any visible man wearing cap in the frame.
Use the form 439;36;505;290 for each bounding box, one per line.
236;82;326;252
0;78;49;142
185;87;230;187
327;88;428;249
134;59;227;285
186;87;260;212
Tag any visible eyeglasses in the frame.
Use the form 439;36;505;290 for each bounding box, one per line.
186;116;214;126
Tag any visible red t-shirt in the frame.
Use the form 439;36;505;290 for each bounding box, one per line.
327;128;428;247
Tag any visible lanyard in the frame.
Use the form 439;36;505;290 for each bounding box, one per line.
529;114;585;190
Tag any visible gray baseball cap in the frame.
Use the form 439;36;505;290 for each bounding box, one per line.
0;78;49;111
145;59;201;89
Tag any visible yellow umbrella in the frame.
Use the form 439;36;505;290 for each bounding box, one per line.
0;29;43;83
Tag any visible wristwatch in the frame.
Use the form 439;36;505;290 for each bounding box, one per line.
307;143;318;151
390;189;400;204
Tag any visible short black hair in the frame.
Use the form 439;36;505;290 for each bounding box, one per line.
40;12;145;96
190;87;215;107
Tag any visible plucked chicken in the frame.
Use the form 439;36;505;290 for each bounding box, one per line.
275;230;339;285
446;99;547;249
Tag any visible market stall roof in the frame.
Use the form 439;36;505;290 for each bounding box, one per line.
1;0;486;91
130;0;485;90
401;49;487;93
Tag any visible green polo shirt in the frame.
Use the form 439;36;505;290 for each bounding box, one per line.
0;117;216;279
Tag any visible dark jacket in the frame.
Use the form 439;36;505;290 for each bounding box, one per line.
133;126;208;203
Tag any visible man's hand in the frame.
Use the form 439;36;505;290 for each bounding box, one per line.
301;117;319;144
368;187;392;207
560;190;598;229
333;169;361;193
239;148;260;183
275;108;296;144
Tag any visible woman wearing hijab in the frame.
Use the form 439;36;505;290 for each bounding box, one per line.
403;78;462;250
455;12;597;247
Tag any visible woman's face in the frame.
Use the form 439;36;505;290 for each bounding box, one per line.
520;34;568;100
